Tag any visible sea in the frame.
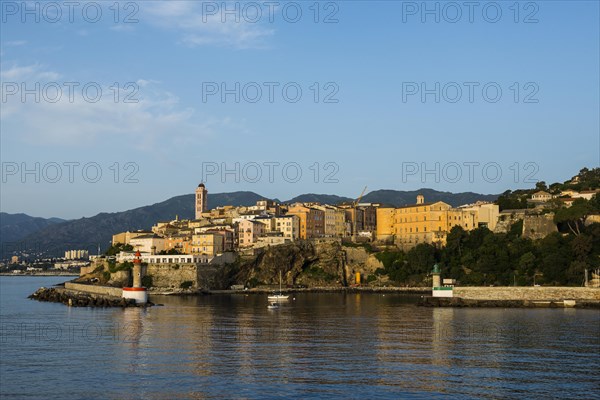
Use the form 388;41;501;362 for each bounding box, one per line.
1;276;599;399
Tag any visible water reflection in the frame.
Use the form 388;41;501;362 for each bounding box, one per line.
1;277;599;399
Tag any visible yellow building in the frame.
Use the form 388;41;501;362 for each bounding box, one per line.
191;232;224;256
376;195;479;249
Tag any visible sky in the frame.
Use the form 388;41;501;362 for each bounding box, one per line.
1;0;599;219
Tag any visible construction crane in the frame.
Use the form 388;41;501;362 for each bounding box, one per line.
352;186;367;241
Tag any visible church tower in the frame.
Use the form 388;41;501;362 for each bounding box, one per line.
195;183;208;219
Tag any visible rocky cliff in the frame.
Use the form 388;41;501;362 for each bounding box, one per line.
236;239;385;288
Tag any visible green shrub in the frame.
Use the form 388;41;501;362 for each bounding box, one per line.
141;275;153;288
102;271;111;282
180;280;193;289
247;277;261;288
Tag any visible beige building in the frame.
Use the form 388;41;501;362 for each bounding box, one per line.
238;219;266;247
112;230;154;246
459;202;500;231
531;191;552;202
129;234;167;254
273;215;300;239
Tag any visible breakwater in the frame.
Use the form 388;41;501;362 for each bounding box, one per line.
420;296;600;308
453;286;600;301
28;287;140;307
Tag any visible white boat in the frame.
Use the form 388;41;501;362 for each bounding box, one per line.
267;270;289;301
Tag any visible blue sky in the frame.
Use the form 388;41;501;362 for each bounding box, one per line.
1;0;599;219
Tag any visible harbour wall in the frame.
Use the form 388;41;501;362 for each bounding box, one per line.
453;286;600;301
64;282;123;297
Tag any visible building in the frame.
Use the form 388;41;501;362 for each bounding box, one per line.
312;205;345;237
340;205;364;236
64;250;89;260
238;219;266;247
254;216;275;233
112;230;154;246
164;235;192;254
204;228;235;251
376;195;480;249
531;191;552;202
573;190;600;200
273;215;300;239
458;202;500;231
195;183;208;219
361;205;378;233
286;204;325;239
191;232;225;255
129;234;167;254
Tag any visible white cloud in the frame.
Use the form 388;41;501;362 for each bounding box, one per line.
1;63;240;153
141;1;275;49
3;40;28;47
0;63;61;81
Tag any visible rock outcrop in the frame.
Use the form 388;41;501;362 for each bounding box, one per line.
28;287;145;307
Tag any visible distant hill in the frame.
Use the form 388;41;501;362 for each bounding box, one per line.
362;189;498;207
1;212;66;245
5;191;266;258
285;193;353;204
6;189;498;258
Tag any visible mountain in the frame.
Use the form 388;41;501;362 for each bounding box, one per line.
284;189;497;207
285;193;353;204
362;189;498;207
1;212;66;244
7;189;498;258
5;191;266;258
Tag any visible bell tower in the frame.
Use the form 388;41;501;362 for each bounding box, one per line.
195;183;208;219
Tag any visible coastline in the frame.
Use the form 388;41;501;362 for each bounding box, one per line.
203;287;430;295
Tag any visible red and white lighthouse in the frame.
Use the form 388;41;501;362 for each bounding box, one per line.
122;250;148;304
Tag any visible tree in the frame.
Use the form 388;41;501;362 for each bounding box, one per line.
406;243;437;277
536;181;548;191
554;199;592;235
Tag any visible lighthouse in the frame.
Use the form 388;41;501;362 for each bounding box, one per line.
122;250;148;304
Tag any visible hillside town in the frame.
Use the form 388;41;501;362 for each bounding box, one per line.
106;182;600;267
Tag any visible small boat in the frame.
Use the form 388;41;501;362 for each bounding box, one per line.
267;302;280;309
267;270;289;301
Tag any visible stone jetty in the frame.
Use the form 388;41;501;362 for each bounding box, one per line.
28;287;153;308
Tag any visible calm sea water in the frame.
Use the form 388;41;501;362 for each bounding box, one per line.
1;276;599;399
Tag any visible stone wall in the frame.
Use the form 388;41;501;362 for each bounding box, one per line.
64;282;123;297
454;286;600;301
522;214;557;240
494;211;527;234
145;263;198;289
